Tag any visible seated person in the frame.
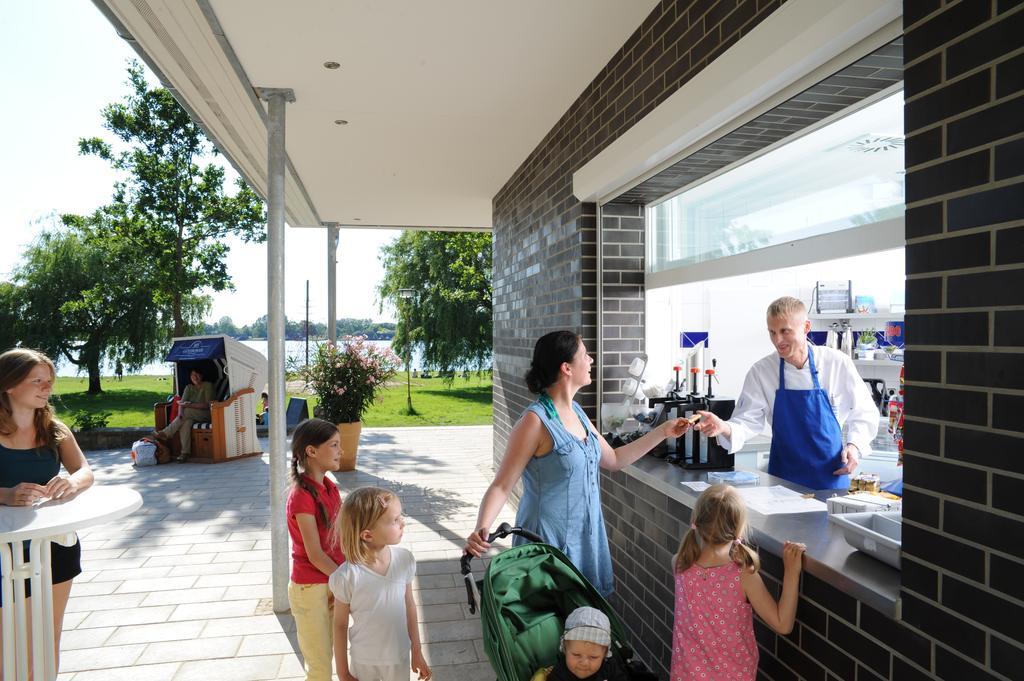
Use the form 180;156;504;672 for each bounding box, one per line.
531;606;628;681
257;391;269;425
153;369;214;462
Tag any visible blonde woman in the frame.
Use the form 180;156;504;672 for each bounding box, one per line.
330;487;430;681
0;348;94;674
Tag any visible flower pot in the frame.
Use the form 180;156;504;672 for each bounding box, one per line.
337;421;362;471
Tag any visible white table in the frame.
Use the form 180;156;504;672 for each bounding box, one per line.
0;485;143;681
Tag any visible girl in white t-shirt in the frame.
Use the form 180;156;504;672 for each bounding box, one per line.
330;487;432;681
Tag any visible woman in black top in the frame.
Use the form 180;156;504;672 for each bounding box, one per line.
0;348;94;672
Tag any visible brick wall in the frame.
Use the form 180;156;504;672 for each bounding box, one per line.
601;203;647;400
492;0;786;469
899;1;1024;680
495;1;1023;680
602;468;937;680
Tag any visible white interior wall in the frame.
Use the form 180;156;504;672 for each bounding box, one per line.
645;248;904;399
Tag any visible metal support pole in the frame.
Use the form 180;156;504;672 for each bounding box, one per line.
325;223;339;344
257;86;295;614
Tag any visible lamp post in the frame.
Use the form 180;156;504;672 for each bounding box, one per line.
398;288;416;414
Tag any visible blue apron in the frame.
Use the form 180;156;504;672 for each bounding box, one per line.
767;349;848;490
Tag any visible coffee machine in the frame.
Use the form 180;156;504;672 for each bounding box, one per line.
649;363;735;470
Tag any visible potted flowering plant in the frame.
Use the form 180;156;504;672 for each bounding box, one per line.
305;336;400;470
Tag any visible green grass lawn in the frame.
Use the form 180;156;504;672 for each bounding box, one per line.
52;373;492;428
360;374;492;427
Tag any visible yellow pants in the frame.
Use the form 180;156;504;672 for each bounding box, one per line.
288;581;334;681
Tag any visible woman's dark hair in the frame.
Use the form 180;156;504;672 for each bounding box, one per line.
290;418;340;525
524;330;581;394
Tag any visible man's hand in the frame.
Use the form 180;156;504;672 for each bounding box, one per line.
694;411;731;439
834;443;860;475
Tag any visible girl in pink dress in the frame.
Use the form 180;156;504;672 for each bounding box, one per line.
670;484;805;681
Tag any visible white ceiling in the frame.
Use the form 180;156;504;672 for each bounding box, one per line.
93;0;659;229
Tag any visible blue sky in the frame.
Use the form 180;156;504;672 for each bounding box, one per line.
0;1;399;325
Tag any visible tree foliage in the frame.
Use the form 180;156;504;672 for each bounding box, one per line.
14;215;172;394
378;231;492;375
0;282;23;352
204;316;396;341
77;62;266;336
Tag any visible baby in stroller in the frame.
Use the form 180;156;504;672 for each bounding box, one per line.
530;607;629;681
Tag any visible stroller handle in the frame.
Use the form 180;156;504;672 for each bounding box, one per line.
460;522;544;614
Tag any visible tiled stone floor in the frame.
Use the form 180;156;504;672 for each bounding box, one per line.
55;425;512;680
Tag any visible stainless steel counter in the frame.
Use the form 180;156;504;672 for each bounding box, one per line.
623;454;901;617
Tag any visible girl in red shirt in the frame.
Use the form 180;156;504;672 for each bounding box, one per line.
287;418;346;681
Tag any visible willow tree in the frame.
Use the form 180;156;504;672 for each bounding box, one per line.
378;231;492;378
78;62;265;336
15;215;173;393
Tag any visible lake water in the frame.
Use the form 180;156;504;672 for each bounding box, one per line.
55;339;426;377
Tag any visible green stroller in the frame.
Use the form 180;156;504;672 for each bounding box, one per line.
460;523;657;681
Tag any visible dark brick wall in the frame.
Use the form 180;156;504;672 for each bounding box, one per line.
602;468;937;680
492;0;786;468
494;1;1023;681
601;203;647;399
899;2;1024;680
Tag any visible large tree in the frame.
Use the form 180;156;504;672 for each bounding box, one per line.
0;282;24;352
78;62;266;336
378;231;492;375
15;215;173;393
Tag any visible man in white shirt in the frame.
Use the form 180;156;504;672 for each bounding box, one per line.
693;296;879;490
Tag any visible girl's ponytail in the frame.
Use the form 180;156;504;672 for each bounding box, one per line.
730;540;760;574
674;525;702;574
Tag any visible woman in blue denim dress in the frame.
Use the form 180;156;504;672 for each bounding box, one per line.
465;331;688;596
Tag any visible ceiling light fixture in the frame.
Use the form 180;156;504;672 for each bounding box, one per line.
334;119;348;126
323;61;340;70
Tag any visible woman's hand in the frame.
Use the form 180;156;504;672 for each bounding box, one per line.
411;648;432;680
661;417;693;439
339;672;360;681
45;475;79;500
464;527;490;557
4;482;49;506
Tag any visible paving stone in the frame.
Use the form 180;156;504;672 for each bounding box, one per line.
193;571;270;588
237;631;299;656
171;654;284;681
106;620;206;645
59;626;115;650
77;605;176;629
167;561;242;577
201;614;296;637
141;586;227;607
115;576;198;594
65;427;507;679
59;642;145;672
68;662;180;681
168;599;261;621
65;592;146;613
137;634;242;664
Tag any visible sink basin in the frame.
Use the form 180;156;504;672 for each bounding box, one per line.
829;510;901;568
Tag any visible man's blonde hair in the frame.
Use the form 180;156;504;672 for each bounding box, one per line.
334;486;397;566
766;296;807;320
